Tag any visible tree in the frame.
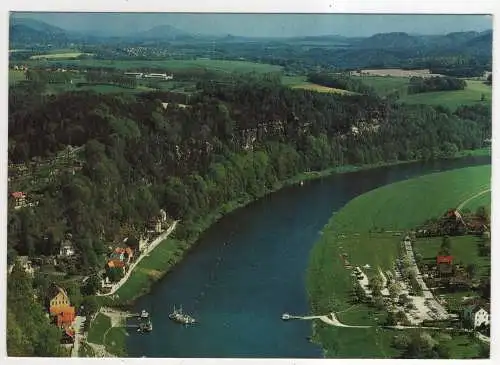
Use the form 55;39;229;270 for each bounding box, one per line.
82;275;101;296
106;267;124;283
440;235;452;255
373;295;385;309
393;333;410;349
369;275;384;296
476;206;489;221
81;296;100;316
388;282;402;300
465;263;477;280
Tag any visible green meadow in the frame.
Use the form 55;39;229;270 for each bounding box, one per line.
400;80;492;110
307;165;491;358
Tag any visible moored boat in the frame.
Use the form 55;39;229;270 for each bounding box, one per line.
169;305;196;325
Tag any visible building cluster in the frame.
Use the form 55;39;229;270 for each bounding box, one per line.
46;284;77;344
124;72;174;80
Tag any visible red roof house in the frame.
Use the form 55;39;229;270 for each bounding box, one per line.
11;191;26;199
11;191;27;209
50;306;76;328
437;256;453;264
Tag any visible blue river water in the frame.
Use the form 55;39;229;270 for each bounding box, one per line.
127;156;490;358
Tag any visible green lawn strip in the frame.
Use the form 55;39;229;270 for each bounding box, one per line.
112;238;186;303
87;313;111;344
104;327;128;357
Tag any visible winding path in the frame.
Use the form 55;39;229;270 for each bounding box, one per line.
98;221;178;296
301;312;473;333
457;188;491;210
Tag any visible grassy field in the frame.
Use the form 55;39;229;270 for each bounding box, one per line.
414;235;490;277
330;165;491;233
9;69;26;84
352;75;409;96
25;58;283;73
307;165;491;358
462;191;491;213
282;75;356;95
400;80;492;110
104;327;128;357
30;52;93;60
87;313;111;345
290;83;355;95
107;238;187;304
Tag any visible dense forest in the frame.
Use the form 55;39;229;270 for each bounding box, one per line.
408;76;467;94
7;73;491;355
8;73;492;258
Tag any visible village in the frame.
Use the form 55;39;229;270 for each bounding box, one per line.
343;205;490;339
7;182;176;354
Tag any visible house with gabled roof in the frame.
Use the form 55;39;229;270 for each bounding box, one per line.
463;305;490;329
46;284;76;329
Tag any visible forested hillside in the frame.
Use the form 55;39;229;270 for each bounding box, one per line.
8;74;491;260
7;74;491;355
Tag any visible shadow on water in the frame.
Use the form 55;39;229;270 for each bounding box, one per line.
127;156;490;358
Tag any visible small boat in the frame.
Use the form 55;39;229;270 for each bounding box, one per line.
137;320;153;332
169;305;196;325
300;181;304;186
140;310;149;319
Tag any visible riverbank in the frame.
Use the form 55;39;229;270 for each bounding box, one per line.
307;165;491;358
102;149;490;307
84;307;131;357
92;150;490;357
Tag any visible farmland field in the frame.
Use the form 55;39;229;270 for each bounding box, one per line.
30;52;93;60
307;165;491;358
399;80;492;110
291;83;356;95
352;75;409;96
282;75;356;95
25;58;283;73
351;69;442;78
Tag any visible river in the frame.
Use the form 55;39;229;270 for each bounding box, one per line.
127;156;490;358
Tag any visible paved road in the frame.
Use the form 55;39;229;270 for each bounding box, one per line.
71;315;86;357
98;221;178;297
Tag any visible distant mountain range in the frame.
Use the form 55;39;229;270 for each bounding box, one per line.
9;16;493;55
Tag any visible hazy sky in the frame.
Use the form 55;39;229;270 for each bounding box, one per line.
11;13;493;37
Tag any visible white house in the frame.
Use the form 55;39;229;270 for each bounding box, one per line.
464;305;490;328
59;239;75;257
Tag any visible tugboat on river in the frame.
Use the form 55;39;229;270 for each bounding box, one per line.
169;305;196;325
